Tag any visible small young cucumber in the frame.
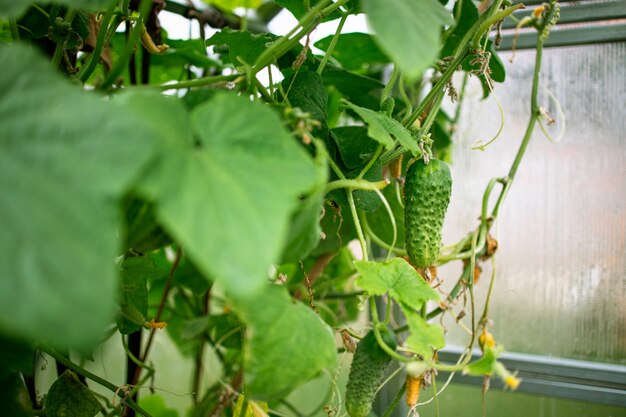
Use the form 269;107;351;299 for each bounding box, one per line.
345;329;397;417
404;159;452;268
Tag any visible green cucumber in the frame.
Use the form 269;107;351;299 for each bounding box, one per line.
404;158;452;268
345;329;397;417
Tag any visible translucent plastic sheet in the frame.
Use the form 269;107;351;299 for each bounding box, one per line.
438;42;626;364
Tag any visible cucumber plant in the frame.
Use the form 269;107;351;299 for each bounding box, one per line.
0;0;560;416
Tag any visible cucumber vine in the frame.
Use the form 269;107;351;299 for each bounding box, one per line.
0;1;561;416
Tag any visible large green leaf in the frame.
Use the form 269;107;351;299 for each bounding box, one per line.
233;285;337;400
314;32;389;71
0;0;115;18
139;93;318;297
354;258;440;310
363;0;453;80
0;45;158;348
343;101;420;155
45;370;101;417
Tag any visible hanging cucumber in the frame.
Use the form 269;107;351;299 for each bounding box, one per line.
345;328;397;417
404;159;452;268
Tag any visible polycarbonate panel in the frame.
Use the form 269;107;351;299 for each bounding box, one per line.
437;42;626;364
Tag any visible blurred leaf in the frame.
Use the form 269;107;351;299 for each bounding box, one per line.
0;21;12;43
363;0;453;80
138;393;179;417
343;101;419;155
0;45;160;349
151;38;218;83
181;316;210;341
0;372;29;417
45;370;101;417
314;32;389;70
139;93;318;298
233;285;336;400
117;256;165;334
173;261;211;294
354;258;439;310
464;345;503;376
280;143;328;263
207;313;243;348
0;337;33;378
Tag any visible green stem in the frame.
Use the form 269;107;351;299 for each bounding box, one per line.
40;347;153;417
432;372;440;417
404;0;505;129
381;66;400;105
347;190;368;261
403;53;464;129
51;8;78;69
471;4;525;48
325;178;387;194
381;380;407;417
479;256;498;326
253;0;332;70
361;208;407;256
369;299;409;363
150;74;241;91
451;71;468;131
467;229;479;348
317;13;348;75
9;19;19;41
253;76;275;103
323;290;364;299
357;144;383;180
491;28;545;220
100;0;152;90
121;334;155;376
418;87;446;139
77;5;116;82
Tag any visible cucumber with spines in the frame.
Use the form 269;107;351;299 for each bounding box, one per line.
345;328;397;417
404;158;452;268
